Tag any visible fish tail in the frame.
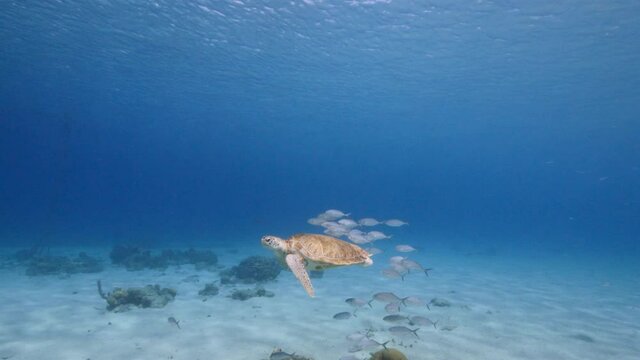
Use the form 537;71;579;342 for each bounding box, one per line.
424;268;433;277
367;299;374;308
400;297;408;307
433;320;438;329
426;303;431;311
400;274;405;281
380;340;390;350
412;328;420;338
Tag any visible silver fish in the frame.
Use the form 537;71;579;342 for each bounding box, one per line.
385;302;401;314
307;217;326;225
321;209;350;220
325;228;348;237
401;296;427;307
372;292;401;303
358;218;381;226
348;233;371;244
357;338;389;350
383;315;409;323
349;229;365;236
391;263;408;274
333;311;352;320
385;219;408;227
388;326;420;338
338;219;359;228
345;298;372;308
382;268;405;280
409;316;438;328
366;231;391;241
167;317;180;329
401;259;432;277
395;245;416;253
270;350;297;360
321;221;342;229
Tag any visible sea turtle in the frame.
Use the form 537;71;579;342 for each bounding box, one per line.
261;233;373;297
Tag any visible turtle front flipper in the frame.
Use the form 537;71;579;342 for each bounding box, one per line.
285;253;315;297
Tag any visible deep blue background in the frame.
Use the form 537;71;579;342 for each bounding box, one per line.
1;1;638;252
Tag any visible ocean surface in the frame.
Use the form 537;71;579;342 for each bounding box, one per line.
1;1;639;359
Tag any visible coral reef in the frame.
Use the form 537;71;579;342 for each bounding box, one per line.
229;286;274;301
369;348;408;360
198;282;219;297
220;256;282;284
13;246;46;262
102;284;177;312
109;245;218;271
24;252;103;276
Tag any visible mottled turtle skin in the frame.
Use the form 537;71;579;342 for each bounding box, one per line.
261;233;373;297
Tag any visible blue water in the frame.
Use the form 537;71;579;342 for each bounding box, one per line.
1;1;640;359
2;0;638;252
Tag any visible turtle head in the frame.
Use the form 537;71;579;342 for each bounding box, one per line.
261;235;287;252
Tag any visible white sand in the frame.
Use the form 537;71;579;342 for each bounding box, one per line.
0;244;638;360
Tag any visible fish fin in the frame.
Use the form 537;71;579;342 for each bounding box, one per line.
286;254;315;297
401;274;405;281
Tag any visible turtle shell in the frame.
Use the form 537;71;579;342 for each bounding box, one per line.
288;233;371;266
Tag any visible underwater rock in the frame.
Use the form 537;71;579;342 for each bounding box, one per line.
184;248;218;267
25;252;103;276
104;284;176;312
229;286;274;301
74;252;104;273
198;282;220;297
430;297;451;307
109;245;140;265
109;245;218;271
13;246;46;262
369;348;408;360
220;256;282;284
109;246;156;270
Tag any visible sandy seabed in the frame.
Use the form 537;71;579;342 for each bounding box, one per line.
0;243;638;360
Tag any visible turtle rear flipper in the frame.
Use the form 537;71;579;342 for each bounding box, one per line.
286;253;315;297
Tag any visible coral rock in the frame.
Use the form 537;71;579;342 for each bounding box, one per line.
369;348;408;360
